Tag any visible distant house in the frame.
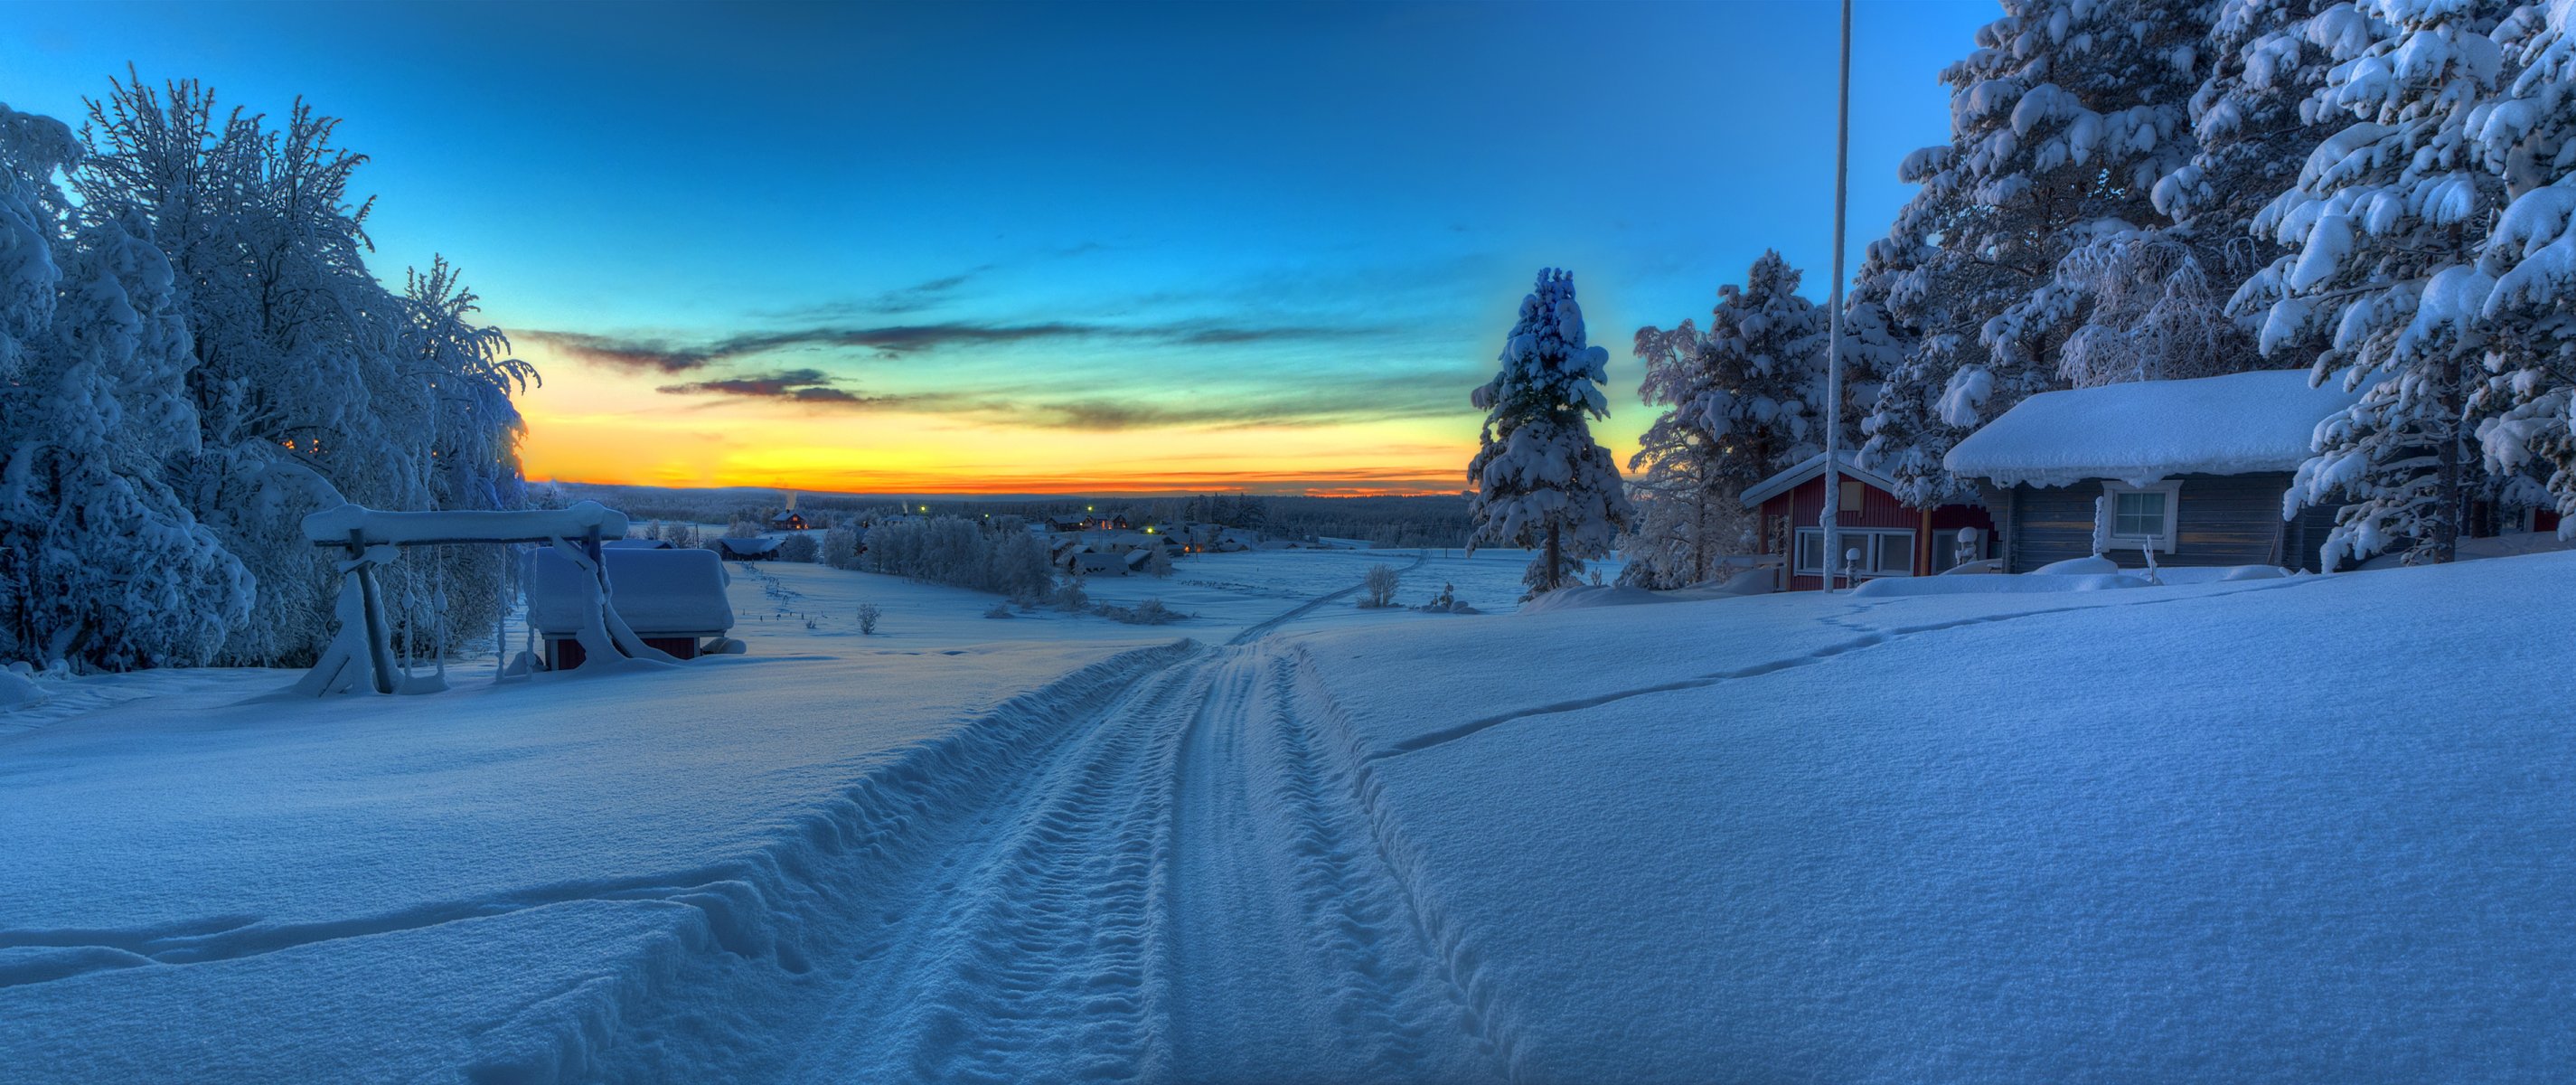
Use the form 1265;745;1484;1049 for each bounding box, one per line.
529;547;733;669
768;510;810;532
715;535;785;561
1742;450;1997;591
1943;370;2364;573
1064;550;1132;577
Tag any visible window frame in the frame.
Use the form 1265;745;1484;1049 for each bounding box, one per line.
2099;479;2183;553
1793;527;1918;578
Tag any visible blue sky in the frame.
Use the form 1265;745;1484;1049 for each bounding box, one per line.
6;0;1994;494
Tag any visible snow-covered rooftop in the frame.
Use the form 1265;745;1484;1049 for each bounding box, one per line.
529;547;734;636
1739;450;1901;509
1943;370;2365;488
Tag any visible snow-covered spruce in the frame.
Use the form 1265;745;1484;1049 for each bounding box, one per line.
1859;0;2205;506
2246;0;2523;564
1623;250;1837;588
1468;269;1633;595
2472;0;2576;540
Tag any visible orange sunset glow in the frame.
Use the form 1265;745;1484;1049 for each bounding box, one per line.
509;336;1584;496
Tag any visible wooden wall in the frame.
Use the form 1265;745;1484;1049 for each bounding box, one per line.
2000;471;2343;572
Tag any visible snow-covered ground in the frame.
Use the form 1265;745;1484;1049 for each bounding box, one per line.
5;551;2571;1082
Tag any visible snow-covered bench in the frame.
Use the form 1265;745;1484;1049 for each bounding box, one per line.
292;501;682;695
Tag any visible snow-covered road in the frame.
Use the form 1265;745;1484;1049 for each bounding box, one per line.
588;557;1496;1082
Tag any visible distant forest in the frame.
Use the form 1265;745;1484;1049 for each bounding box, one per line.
554;485;1473;550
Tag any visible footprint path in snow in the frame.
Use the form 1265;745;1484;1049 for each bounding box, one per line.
1369;575;2336;761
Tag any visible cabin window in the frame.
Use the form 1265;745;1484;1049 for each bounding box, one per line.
2100;479;2182;553
1794;528;1915;577
1837;479;1865;514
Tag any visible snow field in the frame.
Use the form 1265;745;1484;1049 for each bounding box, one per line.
1292;552;2576;1081
11;550;2568;1081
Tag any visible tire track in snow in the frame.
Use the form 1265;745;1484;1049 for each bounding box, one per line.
1369;576;2334;761
1156;646;1496;1082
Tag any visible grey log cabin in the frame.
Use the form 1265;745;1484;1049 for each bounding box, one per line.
1942;371;2365;573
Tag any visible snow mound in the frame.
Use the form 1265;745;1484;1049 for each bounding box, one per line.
0;670;44;709
2152;564;2293;583
1943;370;2366;487
1849;572;2148;596
2033;555;2123;575
2357;531;2576;570
1515;585;1680;614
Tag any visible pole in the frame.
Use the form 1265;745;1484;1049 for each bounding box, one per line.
1821;0;1853;592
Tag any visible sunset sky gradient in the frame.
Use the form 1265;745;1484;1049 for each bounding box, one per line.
10;0;1991;495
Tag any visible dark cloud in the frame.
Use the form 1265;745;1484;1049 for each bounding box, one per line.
653;367;923;408
528;318;1387;373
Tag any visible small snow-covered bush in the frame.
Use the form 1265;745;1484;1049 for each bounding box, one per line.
982;601;1015;619
1360;564;1400;608
777;533;819;562
856;603;881;635
1050;578;1089;613
1095;598;1184;625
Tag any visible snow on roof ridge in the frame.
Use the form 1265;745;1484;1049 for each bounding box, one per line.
1738;449;1898;509
1943;370;2366;489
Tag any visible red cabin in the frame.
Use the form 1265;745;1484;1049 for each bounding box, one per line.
1741;451;1996;591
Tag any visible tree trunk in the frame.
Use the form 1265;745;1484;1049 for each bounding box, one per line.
1546;519;1563;592
2433;364;2462;563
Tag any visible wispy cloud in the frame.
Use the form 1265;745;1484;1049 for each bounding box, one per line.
523;318;1387;373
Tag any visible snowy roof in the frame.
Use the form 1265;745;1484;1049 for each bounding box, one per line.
1943;371;2366;488
529;547;734;637
1737;451;1901;509
715;536;783;558
301;500;630;545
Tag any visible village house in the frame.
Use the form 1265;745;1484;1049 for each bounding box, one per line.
1742;450;1997;591
768;510;810;532
714;535;785;561
1942;370;2364;573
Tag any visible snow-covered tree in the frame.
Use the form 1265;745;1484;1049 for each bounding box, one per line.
1862;0;2205;504
67;76;536;665
1468;269;1634;594
2248;0;2523;564
2473;0;2576;539
0;104;251;669
1622;250;1831;587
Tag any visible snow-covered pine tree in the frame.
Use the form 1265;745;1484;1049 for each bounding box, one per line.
1468;269;1634;594
2472;0;2576;538
0;105;251;669
1622;250;1832;587
1860;0;2205;505
2160;1;2394;361
2248;0;2523;565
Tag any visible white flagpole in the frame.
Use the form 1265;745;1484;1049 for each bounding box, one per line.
1822;0;1853;590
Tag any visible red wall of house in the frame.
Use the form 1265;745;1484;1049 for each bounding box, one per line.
1757;472;1994;590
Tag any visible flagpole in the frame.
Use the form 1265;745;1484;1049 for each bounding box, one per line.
1822;0;1852;590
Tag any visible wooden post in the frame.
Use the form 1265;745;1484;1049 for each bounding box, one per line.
352;528;396;695
1917;505;1932;576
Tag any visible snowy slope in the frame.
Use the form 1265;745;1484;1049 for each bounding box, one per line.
1293;554;2576;1082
